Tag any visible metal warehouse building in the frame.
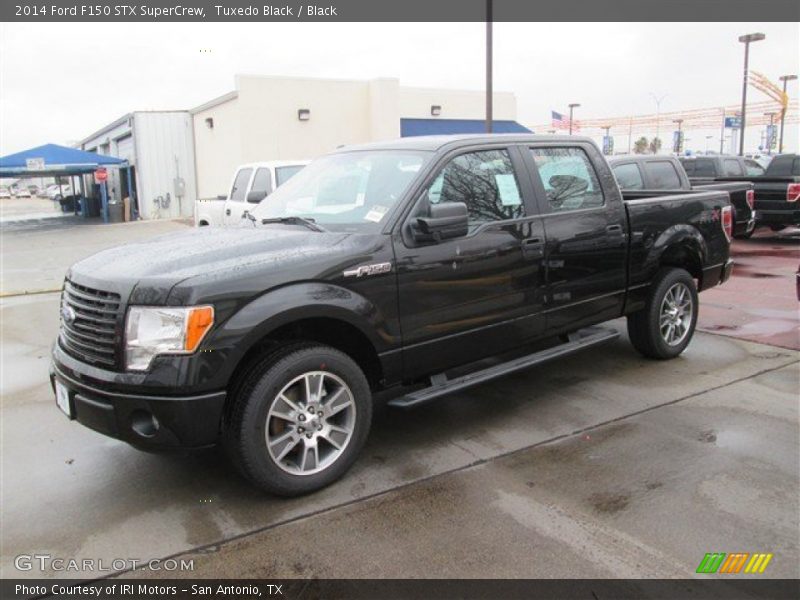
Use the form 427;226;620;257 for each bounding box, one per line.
80;111;197;220
192;75;527;200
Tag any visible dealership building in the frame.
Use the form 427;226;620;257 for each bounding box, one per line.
79;75;527;218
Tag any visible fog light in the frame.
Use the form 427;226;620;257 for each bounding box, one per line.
131;410;159;438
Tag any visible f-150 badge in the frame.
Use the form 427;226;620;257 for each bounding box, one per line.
343;262;392;278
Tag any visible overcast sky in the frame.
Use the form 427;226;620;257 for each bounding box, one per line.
1;21;797;156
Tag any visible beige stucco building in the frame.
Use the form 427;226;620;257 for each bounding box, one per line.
192;75;522;200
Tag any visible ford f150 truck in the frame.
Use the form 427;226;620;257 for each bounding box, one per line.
610;155;755;238
680;153;800;233
51;135;733;496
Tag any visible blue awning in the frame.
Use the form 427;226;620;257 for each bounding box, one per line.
401;118;531;137
0;143;125;177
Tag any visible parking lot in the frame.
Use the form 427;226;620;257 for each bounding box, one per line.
0;216;797;580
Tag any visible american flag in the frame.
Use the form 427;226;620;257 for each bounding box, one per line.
551;110;579;131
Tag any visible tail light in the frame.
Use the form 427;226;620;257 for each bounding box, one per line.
787;183;800;203
746;189;755;209
721;206;733;242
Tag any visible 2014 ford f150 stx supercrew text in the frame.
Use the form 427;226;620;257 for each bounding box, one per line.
50;135;734;495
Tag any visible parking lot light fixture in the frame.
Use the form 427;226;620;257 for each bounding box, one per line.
738;32;766;156
778;75;797;153
568;103;580;135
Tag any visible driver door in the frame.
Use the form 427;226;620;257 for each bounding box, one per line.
394;146;547;379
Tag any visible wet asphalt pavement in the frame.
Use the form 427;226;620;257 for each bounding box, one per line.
0;218;798;580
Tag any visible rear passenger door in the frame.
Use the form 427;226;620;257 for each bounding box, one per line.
524;143;628;335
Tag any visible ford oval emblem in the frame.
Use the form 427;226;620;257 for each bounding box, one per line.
61;304;76;324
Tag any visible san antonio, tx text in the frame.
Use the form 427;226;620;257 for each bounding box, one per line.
16;584;282;597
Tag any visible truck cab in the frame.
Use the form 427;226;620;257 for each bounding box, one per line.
195;161;308;226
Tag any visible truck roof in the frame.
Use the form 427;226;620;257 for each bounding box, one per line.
336;134;593;153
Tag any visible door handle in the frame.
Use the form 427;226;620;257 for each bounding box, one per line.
522;238;545;260
606;224;626;246
225;209;231;216
606;224;623;233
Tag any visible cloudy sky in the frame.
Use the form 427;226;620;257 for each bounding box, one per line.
1;21;797;155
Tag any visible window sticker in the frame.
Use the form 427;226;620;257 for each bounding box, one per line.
364;205;389;223
495;174;521;206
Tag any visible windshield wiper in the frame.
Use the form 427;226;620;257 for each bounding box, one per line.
260;216;326;232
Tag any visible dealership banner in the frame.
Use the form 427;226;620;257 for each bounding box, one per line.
3;0;799;22
3;579;800;600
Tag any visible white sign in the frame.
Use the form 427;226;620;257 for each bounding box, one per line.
495;174;521;206
26;158;45;171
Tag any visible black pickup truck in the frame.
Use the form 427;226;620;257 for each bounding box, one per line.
610;155;756;238
679;154;800;233
51;135;733;495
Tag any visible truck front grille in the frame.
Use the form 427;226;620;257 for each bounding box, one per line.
59;280;121;369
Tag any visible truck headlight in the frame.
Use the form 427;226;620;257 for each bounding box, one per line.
125;306;214;371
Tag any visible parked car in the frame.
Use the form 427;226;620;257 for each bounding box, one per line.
610;155;755;238
681;153;800;232
0;188;10;199
51;135;733;496
46;184;72;200
195;161;309;226
15;187;31;198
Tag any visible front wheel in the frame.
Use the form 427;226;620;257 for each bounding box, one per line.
223;343;372;496
627;268;698;360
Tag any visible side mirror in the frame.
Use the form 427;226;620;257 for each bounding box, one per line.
414;202;468;242
246;190;267;204
216;194;227;200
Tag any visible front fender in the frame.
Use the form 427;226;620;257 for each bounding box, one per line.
203;282;396;385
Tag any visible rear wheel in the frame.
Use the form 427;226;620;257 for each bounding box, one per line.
223;343;372;496
627;268;698;360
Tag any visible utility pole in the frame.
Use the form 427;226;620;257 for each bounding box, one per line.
778;74;797;153
485;0;493;134
568;103;580;135
738;32;766;156
720;108;726;154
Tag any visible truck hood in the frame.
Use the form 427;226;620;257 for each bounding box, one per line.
67;225;356;304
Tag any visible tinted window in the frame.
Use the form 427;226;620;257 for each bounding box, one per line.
679;159;695;176
694;159;717;177
644;161;682;189
723;159;744;176
765;155;793;176
530;147;604;212
250;168;272;195
275;165;306;187
744;160;766;176
423;149;524;226
612;163;644;190
230;168;252;201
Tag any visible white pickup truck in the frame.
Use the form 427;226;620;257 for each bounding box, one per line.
195;160;309;226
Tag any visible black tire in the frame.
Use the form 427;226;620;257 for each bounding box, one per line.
223;343;372;496
627;268;698;360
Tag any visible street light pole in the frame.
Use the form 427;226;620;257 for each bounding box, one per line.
778;74;797;153
650;92;668;153
738;32;766;156
568;103;580;135
764;111;777;155
672;119;683;154
485;0;493;134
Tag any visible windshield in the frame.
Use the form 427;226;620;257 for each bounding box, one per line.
251;150;432;232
